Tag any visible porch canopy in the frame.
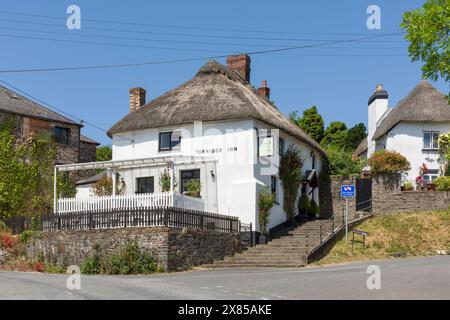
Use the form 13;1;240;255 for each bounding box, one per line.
53;155;216;212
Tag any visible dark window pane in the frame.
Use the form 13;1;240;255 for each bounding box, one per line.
54;127;69;144
279;138;285;156
271;176;277;197
432;132;439;149
136;177;154;194
423;132;431;149
159;132;172;151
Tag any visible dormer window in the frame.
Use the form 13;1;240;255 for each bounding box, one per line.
159;131;181;151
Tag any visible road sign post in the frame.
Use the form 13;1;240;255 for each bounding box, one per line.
341;185;356;244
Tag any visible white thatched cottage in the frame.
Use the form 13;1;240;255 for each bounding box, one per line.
355;81;450;185
61;54;327;233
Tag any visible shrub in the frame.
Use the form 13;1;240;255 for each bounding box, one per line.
368;150;410;175
279;146;304;221
298;192;311;213
308;199;320;218
1;232;12;249
0;220;9;233
80;251;104;275
92;174;125;196
324;146;366;177
435;176;450;191
403;181;414;191
159;169;177;192
19;230;42;244
258;188;275;235
183;179;201;198
106;241;158;275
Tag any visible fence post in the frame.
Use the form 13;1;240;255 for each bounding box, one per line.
89;212;93;230
200;215;204;230
164;208;168;227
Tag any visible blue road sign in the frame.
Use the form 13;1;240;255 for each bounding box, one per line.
341;185;356;198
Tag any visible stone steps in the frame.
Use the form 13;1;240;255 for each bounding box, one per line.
202;218;333;269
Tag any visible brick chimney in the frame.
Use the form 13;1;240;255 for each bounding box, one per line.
226;54;251;82
129;87;146;113
258;80;270;100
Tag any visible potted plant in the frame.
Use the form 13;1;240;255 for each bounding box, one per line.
258;188;275;245
402;181;414;191
184;179;201;198
308;199;320;219
298;191;311;219
159;169;177;192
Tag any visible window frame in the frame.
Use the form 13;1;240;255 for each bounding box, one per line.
158;131;181;151
136;176;155;194
54;126;70;145
423;131;440;150
180;169;201;195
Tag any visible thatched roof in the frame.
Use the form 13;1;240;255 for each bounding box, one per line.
354;136;368;156
108;60;326;156
0;85;80;126
372;81;450;140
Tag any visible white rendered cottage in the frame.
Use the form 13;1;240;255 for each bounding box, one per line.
63;54;326;232
355;81;450;185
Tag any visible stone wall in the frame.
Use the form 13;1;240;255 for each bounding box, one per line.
371;175;450;214
330;176;357;220
26;227;242;271
330;175;450;216
0;111;80;165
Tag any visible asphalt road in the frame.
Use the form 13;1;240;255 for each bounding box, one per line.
0;256;449;300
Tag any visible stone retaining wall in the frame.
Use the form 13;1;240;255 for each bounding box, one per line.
331;175;450;216
26;227;242;271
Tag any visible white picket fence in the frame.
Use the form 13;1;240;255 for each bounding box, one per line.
57;192;205;214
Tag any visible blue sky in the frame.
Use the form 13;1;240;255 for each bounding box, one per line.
0;0;447;145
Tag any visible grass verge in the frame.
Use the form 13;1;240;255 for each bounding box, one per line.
315;208;450;266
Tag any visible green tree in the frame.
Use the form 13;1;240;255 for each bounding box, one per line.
344;123;367;151
401;0;450;99
289;106;324;143
96;145;112;162
321;121;348;149
324;146;366;178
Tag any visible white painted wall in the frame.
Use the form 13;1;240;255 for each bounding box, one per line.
382;121;450;185
112;118;324;231
76;184;94;198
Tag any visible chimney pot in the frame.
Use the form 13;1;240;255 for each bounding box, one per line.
226;53;251;83
258;80;270;100
129;87;146;113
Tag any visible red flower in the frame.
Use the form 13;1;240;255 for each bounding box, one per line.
1;233;12;249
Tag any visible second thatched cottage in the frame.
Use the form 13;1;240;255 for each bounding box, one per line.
355;81;450;185
61;54;327;233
